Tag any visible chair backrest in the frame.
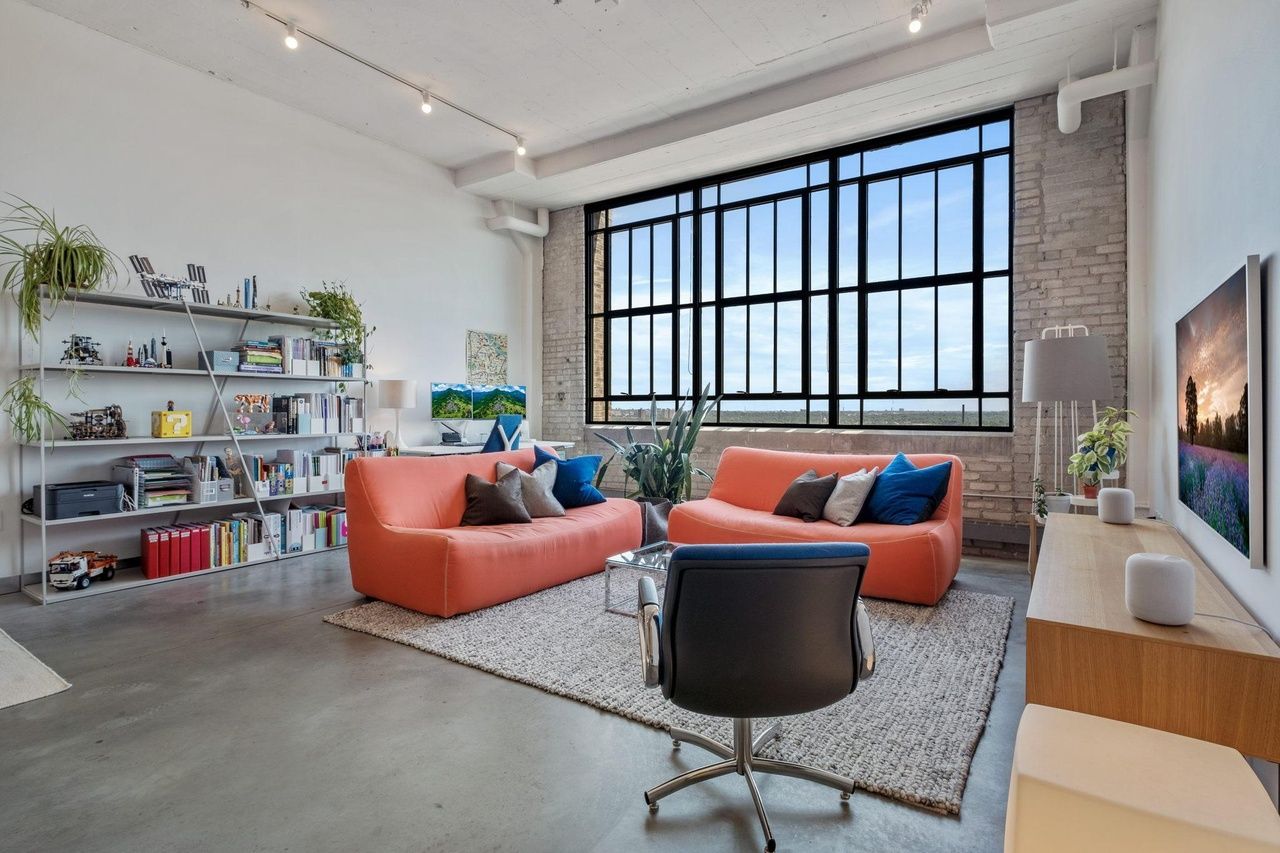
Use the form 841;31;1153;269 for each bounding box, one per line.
660;542;869;719
480;415;523;453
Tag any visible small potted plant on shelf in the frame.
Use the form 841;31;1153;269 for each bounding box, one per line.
595;385;718;543
0;198;117;442
300;280;375;374
1068;406;1137;499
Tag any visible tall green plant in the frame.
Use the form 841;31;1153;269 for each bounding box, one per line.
0;197;118;338
595;386;718;503
1068;406;1137;485
300;280;374;367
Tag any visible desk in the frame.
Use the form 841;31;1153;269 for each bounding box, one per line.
1027;514;1280;761
401;440;574;457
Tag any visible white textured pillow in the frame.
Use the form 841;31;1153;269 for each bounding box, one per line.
822;467;879;526
496;461;565;518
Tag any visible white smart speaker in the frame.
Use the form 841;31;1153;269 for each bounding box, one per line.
1098;487;1135;524
1125;553;1195;626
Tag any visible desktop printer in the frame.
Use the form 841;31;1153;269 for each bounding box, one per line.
33;481;125;520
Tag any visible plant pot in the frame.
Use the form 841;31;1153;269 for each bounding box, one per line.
1045;494;1073;514
635;497;673;545
1081;483;1100;500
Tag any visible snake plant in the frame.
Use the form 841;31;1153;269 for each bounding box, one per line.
595;386;718;503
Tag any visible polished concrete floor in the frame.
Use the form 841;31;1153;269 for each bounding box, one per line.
0;552;1028;853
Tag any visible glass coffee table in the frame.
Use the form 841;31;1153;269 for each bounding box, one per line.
603;541;677;615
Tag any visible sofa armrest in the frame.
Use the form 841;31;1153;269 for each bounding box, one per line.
348;523;454;614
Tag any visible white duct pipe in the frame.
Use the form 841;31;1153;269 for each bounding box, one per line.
486;207;549;237
1057;60;1156;133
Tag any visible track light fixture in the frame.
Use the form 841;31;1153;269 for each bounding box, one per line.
908;1;931;34
242;0;526;155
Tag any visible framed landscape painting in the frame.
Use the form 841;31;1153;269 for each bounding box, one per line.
1176;255;1265;568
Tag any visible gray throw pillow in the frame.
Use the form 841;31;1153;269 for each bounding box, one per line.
460;469;532;526
496;461;565;518
822;467;879;527
772;469;839;523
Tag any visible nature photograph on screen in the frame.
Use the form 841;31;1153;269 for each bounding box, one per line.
431;383;474;419
472;384;527;418
1176;265;1253;558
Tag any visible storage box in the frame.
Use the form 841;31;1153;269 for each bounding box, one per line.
192;478;235;504
199;350;238;373
151;409;193;438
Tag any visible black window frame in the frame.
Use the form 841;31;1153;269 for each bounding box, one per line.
585;106;1014;432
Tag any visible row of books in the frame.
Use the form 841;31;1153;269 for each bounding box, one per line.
239;448;388;497
234;340;284;374
140;504;346;578
270;393;366;435
269;335;363;378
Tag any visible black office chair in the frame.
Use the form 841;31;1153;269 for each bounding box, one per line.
637;542;876;852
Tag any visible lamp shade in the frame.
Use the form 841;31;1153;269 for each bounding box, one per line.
378;379;418;410
1022;335;1113;403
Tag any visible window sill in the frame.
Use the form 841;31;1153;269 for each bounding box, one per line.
587;423;1013;440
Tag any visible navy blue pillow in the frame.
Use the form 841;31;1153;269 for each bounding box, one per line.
533;445;606;509
861;453;952;525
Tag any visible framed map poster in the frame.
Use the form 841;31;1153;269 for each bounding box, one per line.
466;330;508;384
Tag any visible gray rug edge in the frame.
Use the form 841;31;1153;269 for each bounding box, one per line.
323;586;1015;816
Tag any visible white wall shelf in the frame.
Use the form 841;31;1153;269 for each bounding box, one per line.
22;544;348;603
19;290;368;604
21;364;367;383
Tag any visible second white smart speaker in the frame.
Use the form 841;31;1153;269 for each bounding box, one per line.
1125;552;1195;626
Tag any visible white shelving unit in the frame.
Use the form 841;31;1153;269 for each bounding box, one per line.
17;289;369;604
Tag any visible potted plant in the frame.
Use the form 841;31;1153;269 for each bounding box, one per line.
595;386;718;542
1068;407;1137;499
300;280;375;372
0;199;117;442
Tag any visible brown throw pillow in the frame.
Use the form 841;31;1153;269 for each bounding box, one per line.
460;469;532;526
773;469;839;523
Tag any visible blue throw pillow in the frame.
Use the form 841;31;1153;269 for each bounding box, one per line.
861;453;952;525
534;445;606;509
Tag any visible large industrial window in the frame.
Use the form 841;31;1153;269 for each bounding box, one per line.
585;108;1013;430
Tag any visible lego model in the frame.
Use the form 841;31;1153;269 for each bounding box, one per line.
59;334;104;366
47;550;118;590
67;405;127;440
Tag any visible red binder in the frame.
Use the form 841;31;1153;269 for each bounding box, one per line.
156;527;172;577
142;528;162;579
166;526;182;577
192;524;211;571
177;527;193;574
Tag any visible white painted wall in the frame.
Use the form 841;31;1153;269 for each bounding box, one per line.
0;0;531;578
1147;0;1280;632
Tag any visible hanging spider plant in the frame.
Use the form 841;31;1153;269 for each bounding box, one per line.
594;386;718;504
1;376;70;444
0;197;119;339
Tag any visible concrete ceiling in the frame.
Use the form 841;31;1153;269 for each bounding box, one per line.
24;0;1156;210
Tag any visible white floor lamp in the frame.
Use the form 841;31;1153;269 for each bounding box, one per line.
378;379;417;453
1022;326;1113;497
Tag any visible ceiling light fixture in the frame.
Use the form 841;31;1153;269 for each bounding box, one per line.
908;1;931;34
241;0;525;155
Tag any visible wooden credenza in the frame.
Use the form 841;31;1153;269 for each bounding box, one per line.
1028;514;1280;761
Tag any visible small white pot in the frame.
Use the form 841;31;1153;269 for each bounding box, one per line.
1045;494;1074;514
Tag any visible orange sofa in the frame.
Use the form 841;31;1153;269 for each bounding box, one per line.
345;448;642;617
668;447;963;605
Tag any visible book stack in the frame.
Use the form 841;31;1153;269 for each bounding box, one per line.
240;455;296;497
285;504;347;552
235;340;284;374
140;511;283;579
271;393;365;434
268;336;364;378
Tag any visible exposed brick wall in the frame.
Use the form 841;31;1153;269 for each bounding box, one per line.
541;93;1128;552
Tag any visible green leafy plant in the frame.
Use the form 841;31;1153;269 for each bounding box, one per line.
0;197;118;339
300;280;374;367
1;376;70;444
594;386;718;504
1068;406;1137;486
1032;476;1048;520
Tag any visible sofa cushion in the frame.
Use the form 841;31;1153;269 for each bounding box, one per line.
773;469;838;522
822;467;879;527
535;445;606;508
496;460;565;518
460;470;532;526
861;453;953;525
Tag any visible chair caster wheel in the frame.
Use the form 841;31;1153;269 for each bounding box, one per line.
840;791;852;801
764;839;776;852
671;740;681;750
648;802;659;814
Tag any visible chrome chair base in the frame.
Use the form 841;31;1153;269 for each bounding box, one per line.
644;718;854;852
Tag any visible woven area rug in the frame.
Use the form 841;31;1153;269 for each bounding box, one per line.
325;572;1013;814
0;627;70;711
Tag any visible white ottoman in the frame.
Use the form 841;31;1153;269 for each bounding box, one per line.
1006;704;1280;852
